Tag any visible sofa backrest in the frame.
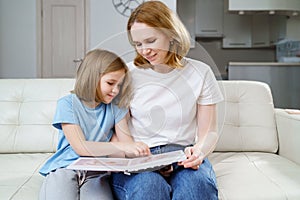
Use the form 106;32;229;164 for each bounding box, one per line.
0;79;279;154
215;80;278;153
0;79;75;153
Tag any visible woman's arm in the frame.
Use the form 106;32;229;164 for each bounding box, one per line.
195;103;219;158
179;104;219;169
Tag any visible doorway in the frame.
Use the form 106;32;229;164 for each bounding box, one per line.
38;0;89;78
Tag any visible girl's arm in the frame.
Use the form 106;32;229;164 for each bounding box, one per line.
179;104;219;169
114;112;134;142
62;117;150;157
111;113;151;157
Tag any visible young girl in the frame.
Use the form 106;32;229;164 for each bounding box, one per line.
39;49;150;200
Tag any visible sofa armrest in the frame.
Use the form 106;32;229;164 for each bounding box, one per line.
275;108;300;165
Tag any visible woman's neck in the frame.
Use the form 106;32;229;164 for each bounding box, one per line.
152;64;174;73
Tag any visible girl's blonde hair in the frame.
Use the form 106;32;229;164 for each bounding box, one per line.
127;1;190;69
73;49;132;108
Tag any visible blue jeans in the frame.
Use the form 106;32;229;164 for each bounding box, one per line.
111;144;218;200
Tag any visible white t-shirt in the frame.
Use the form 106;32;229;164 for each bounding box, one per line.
128;58;224;147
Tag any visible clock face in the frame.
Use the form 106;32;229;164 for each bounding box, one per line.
112;0;145;17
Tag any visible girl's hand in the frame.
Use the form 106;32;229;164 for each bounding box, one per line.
178;145;204;170
123;141;151;158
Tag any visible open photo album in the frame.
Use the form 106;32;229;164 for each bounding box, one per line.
67;150;186;173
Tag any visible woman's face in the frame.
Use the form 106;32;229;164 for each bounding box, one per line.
100;69;125;104
130;22;171;65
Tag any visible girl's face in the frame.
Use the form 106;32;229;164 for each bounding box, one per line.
130;22;171;66
100;69;125;104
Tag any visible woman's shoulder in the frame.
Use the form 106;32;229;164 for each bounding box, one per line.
182;57;212;74
183;57;210;69
126;61;151;77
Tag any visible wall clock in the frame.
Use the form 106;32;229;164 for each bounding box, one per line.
112;0;145;17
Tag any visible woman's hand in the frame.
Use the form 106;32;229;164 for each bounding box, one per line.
178;145;204;170
123;141;151;158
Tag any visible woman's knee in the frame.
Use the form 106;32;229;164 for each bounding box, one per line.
112;172;171;200
171;167;218;200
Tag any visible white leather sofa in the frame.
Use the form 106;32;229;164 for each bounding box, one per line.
0;79;300;200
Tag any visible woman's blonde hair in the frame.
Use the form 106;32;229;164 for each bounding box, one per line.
127;1;190;69
73;49;132;108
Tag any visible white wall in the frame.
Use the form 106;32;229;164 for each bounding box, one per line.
89;0;177;63
0;0;177;78
0;0;36;78
89;0;134;62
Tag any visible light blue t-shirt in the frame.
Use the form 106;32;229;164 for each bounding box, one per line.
39;94;128;176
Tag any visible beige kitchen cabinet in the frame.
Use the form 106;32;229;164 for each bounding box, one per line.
223;14;286;48
195;0;223;37
223;12;252;48
252;15;270;47
269;15;287;46
227;0;300;12
177;0;196;47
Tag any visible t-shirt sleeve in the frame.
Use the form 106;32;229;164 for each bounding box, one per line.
197;67;224;105
52;95;77;130
112;104;129;124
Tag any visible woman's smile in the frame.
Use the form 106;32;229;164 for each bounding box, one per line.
130;22;171;66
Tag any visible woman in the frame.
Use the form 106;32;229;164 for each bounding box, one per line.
111;1;223;200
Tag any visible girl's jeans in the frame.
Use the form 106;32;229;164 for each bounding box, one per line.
111;144;218;200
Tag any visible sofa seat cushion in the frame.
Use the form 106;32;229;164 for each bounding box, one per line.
210;152;300;200
0;153;52;200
